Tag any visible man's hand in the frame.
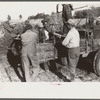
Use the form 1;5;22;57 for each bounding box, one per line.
14;34;21;40
53;32;62;38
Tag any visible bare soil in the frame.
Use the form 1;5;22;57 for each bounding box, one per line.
0;54;100;82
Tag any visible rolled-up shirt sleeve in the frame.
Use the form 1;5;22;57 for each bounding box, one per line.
62;31;72;46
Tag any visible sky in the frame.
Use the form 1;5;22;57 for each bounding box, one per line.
0;1;100;21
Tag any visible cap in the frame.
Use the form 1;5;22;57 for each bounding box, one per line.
67;19;76;26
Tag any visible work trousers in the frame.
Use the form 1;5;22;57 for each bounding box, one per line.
21;44;39;82
63;47;80;80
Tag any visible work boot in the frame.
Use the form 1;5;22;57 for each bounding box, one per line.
70;73;75;81
62;76;71;82
71;77;83;82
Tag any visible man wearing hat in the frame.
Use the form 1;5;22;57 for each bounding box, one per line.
21;22;43;82
62;19;80;81
40;20;50;42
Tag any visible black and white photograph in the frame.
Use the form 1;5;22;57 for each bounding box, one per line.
0;1;100;82
1;1;100;98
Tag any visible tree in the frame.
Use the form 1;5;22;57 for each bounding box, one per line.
7;15;11;21
28;13;49;20
74;6;100;19
74;10;88;18
19;14;22;19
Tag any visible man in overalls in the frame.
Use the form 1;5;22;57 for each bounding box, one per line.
21;22;43;82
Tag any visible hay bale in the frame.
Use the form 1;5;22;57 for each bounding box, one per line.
37;43;55;62
0;21;24;55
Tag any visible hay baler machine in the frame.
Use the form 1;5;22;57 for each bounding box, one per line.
54;4;100;76
36;4;100;76
55;4;96;55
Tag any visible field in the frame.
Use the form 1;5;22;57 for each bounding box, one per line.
0;16;100;82
0;53;100;82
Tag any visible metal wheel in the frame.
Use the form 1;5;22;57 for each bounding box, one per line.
93;52;100;76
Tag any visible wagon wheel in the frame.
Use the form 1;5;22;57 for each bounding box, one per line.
93;51;100;76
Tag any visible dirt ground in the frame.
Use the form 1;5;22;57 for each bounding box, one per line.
0;54;100;82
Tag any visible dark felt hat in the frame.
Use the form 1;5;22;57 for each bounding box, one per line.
25;24;33;30
41;20;47;24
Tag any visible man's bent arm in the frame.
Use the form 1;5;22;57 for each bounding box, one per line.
62;32;72;47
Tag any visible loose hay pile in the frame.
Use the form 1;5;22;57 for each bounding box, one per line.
0;21;24;55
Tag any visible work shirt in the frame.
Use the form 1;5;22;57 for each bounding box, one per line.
62;27;80;48
21;30;38;46
21;29;38;57
21;29;39;81
44;30;49;40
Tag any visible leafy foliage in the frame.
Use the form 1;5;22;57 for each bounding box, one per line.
74;7;100;18
28;13;49;20
7;15;11;21
19;15;22;19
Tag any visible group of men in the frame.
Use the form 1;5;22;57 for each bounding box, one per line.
13;18;80;82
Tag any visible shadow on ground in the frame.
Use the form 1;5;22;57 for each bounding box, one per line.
77;51;98;73
40;59;71;82
7;49;98;82
7;50;25;82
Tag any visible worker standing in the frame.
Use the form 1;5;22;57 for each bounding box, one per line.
62;19;80;81
21;22;43;82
